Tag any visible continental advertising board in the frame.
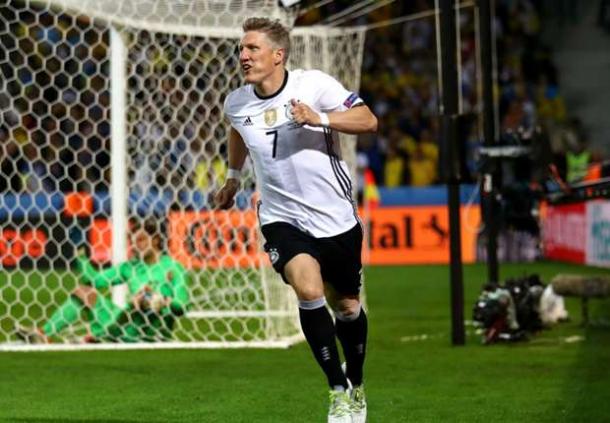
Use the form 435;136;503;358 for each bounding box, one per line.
1;206;481;269
165;206;480;269
361;206;480;265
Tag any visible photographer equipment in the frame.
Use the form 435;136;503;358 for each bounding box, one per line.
551;274;610;325
473;274;547;344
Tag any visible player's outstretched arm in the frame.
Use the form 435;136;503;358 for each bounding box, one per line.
76;252;127;289
290;99;378;135
214;128;248;209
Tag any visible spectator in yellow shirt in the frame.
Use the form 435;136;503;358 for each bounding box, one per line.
409;145;437;186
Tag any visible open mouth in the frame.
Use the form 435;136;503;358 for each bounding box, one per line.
242;64;252;72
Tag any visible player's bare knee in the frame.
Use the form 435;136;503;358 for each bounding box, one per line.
333;297;361;321
290;271;324;300
294;282;325;301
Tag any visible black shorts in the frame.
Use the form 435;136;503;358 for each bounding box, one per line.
261;222;363;295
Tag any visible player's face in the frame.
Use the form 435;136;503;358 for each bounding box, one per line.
239;31;281;84
132;229;156;258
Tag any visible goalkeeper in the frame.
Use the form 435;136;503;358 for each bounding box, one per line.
16;220;189;343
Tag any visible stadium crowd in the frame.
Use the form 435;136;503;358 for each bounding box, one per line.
0;7;110;193
0;3;232;197
0;0;606;197
346;0;605;188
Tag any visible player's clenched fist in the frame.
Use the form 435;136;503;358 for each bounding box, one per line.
214;179;239;209
290;99;323;127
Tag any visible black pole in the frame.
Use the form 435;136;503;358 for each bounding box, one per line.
439;0;465;345
478;0;500;283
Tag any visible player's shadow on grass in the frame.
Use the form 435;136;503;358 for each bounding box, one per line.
9;419;167;423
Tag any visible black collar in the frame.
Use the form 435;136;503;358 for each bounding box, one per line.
254;70;289;100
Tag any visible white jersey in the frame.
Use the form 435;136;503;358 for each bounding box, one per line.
224;69;363;238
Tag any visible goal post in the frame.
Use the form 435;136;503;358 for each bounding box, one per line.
109;25;129;308
0;0;366;351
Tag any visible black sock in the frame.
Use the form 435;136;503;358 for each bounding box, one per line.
336;308;368;386
299;305;348;389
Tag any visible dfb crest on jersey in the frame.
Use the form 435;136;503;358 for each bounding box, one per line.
264;108;277;126
268;248;280;264
284;103;294;120
284;102;302;129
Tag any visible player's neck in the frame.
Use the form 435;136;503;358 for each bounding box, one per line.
254;68;287;98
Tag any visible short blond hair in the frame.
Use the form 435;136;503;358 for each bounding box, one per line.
242;17;290;63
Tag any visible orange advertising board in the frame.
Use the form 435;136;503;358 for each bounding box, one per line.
86;212;262;268
89;206;480;269
168;210;264;269
361;205;480;265
0;227;47;267
89;218;114;264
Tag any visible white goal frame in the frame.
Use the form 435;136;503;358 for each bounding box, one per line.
0;0;366;351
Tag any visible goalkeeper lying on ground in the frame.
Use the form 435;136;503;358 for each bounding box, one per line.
16;220;189;343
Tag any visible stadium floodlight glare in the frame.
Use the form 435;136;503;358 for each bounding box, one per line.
0;0;366;351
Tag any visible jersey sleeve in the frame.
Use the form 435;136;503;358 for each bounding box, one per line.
77;256;130;289
223;92;237;126
311;70;364;112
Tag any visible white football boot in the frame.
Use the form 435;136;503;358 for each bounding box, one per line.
328;389;352;423
341;362;367;423
349;384;367;423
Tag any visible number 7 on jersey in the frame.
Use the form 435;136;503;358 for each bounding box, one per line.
266;130;278;158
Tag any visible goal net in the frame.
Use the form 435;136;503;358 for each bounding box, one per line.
0;0;366;350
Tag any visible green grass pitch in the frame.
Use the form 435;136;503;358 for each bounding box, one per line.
0;262;609;422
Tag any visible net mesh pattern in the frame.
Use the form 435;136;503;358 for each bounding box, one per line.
0;0;365;349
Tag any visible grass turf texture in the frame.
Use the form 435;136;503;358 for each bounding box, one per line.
0;262;609;422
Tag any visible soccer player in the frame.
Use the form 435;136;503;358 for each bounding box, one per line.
214;17;377;423
16;220;189;343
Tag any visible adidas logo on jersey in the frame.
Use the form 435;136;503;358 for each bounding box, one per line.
243;117;253;126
